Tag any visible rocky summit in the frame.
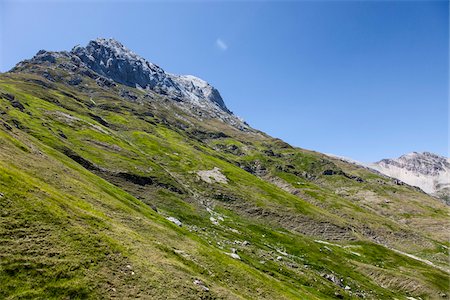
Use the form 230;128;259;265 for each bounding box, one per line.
13;38;241;127
0;39;449;299
71;39;229;111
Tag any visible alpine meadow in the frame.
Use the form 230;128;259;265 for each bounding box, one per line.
0;34;448;299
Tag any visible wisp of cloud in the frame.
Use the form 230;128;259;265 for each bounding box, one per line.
216;38;228;51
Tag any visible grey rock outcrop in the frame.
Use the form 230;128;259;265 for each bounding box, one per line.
11;38;249;129
370;152;450;202
71;38;229;112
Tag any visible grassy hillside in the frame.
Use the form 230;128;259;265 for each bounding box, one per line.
0;67;448;299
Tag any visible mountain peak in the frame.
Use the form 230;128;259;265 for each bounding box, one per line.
70;38;230;112
371;151;450;197
13;38;231;115
72;38;161;71
378;152;450;176
79;37;126;51
91;37;126;48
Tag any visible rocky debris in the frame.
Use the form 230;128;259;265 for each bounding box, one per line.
209;217;219;225
88;113;110;127
67;76;82;86
174;249;186;255
228;228;240;234
88;139;122;152
62;147;102;171
206;207;225;226
1;92;25;112
240;160;267;176
213;143;244;156
0;192;3;198
323;246;333;252
116;172;154;186
24;78;55;89
276;249;288;256
166;216;182;227
9;119;24;130
193;279;209;292
47;111;108;134
150;204;158;212
300;171;316;180
2;121;12;131
322;169;340;176
190;129;228;140
322;273;344;288
276;256;283;261
120;89;138;101
63;149;184;193
197;167;228;184
392;178;405;186
114;171;183;194
242;241;250;246
240;205;356;241
227;252;241;260
265;176;303;197
263;149;278;157
322;169;364;183
95;76;116;88
123;264;135;276
43;72;57;82
57;130;67;139
212;192;237;202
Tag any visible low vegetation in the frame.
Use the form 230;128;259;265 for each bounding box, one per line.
0;66;448;299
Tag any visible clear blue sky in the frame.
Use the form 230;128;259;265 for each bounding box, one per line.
1;0;448;162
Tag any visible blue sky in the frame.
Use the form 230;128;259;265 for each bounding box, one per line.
1;0;448;162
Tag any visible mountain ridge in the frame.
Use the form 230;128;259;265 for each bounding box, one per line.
370;151;450;203
71;38;230;112
12;38;247;129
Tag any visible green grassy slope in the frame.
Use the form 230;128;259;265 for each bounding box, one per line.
0;68;449;299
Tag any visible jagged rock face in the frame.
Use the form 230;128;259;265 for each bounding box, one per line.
72;39;172;90
71;38;229;112
377;152;450;177
12;38;230;114
370;152;450;198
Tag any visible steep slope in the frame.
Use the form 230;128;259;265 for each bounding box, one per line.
71;38;229;112
370;152;450;203
0;39;449;299
13;38;240;127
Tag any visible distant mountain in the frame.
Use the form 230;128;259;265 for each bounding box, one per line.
369;152;450;202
